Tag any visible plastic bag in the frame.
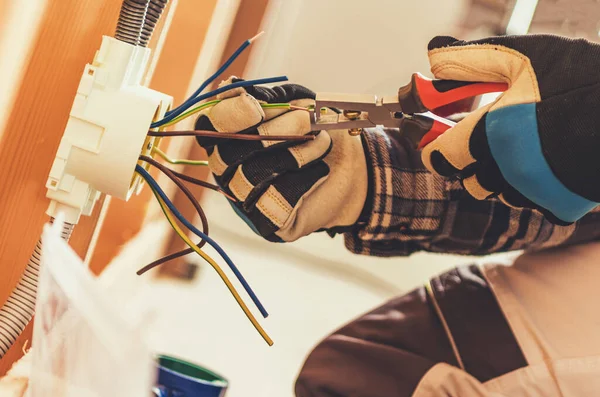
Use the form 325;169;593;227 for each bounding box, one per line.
27;218;154;397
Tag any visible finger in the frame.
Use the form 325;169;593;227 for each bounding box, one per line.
499;187;534;209
427;37;540;107
207;145;233;177
239;162;330;241
467;115;513;194
207;94;265;133
427;36;519;82
216;76;246;100
421;102;494;175
258;108;313;147
204;121;327;181
474;160;510;196
462;174;493;200
246;84;316;103
222;132;332;203
241;132;332;206
216;77;316;103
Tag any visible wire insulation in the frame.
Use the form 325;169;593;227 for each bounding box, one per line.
149;186;273;346
151;76;289;128
148;130;315;141
137;247;194;275
153;147;208;166
165;32;265;117
167;168;237;202
165;43;249;117
162;101;296;128
136;161;268;319
162;100;220;127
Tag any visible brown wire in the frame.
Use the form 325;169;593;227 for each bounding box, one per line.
137;156;209;275
169;169;237;202
148;130;315;142
137;247;194;275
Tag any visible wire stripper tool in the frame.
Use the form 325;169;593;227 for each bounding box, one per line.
310;73;508;149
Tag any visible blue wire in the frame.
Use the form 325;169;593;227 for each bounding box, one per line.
165;40;251;117
151;76;288;128
136;165;269;318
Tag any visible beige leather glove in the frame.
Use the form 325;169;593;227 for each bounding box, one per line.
195;77;368;242
420;35;600;224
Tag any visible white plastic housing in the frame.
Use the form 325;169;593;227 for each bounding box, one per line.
46;36;172;224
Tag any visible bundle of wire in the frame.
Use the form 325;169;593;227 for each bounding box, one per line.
136;32;314;345
137;164;273;345
136;32;317;345
151;32;291;128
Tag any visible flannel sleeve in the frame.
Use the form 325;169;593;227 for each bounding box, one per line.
344;128;600;257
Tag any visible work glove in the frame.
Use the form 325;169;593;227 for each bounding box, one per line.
194;77;368;242
420;35;600;224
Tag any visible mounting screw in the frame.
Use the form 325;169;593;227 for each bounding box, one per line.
348;128;362;136
343;110;361;120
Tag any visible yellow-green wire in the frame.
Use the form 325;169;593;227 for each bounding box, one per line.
261;103;290;109
153;147;208;166
162;101;293;128
162;100;221;127
147;179;273;346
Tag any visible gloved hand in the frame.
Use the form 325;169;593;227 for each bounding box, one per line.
195;77;369;242
420;35;600;224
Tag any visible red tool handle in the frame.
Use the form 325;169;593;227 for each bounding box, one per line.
398;73;508;115
417;118;454;149
399;114;455;149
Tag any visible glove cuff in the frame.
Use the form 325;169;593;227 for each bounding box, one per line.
358;132;374;225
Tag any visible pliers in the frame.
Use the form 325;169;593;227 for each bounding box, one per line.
310;73;508;149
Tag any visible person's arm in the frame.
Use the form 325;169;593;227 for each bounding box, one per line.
345;127;600;257
194;73;600;256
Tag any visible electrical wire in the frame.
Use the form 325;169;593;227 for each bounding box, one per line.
148;130;315;141
137;246;194;275
135;156;238;274
162;101;299;128
151;76;289;128
162;100;221;127
136;161;268;319
153;146;209;166
262;104;309;111
167;168;236;202
140;155;227;201
147;181;273;346
147;147;237;198
166;32;264;118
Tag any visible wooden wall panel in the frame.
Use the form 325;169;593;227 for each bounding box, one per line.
0;0;127;374
0;0;48;140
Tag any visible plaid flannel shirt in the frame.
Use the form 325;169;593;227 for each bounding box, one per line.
344;128;600;257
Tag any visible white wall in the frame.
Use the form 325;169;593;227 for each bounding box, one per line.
246;0;468;93
149;1;476;396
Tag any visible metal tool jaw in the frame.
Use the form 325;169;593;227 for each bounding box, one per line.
310;93;403;135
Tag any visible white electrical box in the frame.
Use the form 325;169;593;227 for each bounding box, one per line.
46;36;172;224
